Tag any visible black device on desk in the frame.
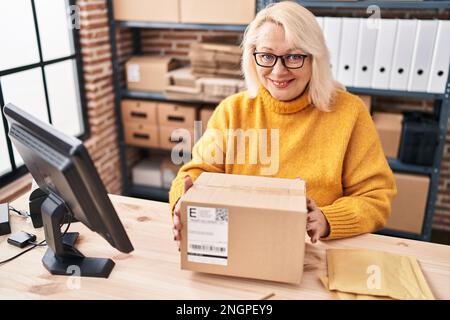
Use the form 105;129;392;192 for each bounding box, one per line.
3;103;134;278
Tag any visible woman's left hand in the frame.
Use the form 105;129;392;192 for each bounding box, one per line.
306;197;330;243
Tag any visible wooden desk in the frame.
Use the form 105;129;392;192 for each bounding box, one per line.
1;193;449;300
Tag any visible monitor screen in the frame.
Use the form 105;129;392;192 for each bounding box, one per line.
3;103;133;278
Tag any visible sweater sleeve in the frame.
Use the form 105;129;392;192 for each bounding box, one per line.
168;100;230;214
319;102;397;240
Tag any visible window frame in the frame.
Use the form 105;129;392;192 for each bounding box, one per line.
0;0;89;188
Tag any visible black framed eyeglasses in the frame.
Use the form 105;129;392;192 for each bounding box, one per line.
253;52;308;69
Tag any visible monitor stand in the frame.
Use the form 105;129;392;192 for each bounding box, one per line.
41;192;115;278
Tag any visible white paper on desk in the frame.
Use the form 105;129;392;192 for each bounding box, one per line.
371;19;398;89
427;20;450;93
187;206;228;266
408;20;439;92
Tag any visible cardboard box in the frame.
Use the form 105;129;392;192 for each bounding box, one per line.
158;103;196;128
166;67;198;88
132;159;162;187
121;100;158;125
358;95;372;113
180;0;255;25
124;122;159;148
373;112;403;158
159;126;194;150
126;56;178;92
113;0;179;23
386;173;429;234
161;157;181;189
200;108;214;129
180;172;307;284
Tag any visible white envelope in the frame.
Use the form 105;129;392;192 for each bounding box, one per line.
427;20;450;93
354;18;379;88
337;18;360;86
324;17;343;80
371;19;398;89
408;20;439;92
389;19;418;91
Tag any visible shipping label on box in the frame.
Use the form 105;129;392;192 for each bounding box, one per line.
127;64;140;82
187;206;228;266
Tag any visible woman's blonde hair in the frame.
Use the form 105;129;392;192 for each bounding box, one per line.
241;1;344;112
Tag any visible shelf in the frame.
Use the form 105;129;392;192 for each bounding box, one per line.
130;184;169;202
114;20;247;31
388;158;435;175
121;89;219;105
298;1;450;10
122;87;444;106
347;87;444;100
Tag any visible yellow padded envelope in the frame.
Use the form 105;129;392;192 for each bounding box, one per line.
326;249;434;300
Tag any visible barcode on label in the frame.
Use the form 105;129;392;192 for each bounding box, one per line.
189;244;226;253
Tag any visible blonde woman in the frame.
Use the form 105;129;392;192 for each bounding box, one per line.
170;1;396;244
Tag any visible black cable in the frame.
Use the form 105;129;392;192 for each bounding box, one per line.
0;239;46;265
0;211;73;266
8;205;30;218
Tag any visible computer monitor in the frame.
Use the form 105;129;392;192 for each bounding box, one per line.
3;103;134;278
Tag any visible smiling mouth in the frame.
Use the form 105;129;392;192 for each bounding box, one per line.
269;79;294;89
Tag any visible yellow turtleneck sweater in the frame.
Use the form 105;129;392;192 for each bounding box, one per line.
169;86;397;240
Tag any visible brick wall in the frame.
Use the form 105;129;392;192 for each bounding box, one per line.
78;0;122;194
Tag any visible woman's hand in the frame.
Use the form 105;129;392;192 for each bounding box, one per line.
172;175;193;249
306;197;330;243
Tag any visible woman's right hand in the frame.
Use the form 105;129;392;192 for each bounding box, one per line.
173;175;193;249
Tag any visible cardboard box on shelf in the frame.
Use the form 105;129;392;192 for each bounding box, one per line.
158;103;196;128
180;0;255;25
132;159;163;188
121;100;158;125
161;157;182;189
126;56;178;92
166;67;198;88
190;43;243;79
113;0;179;23
198;77;246;101
386;173;430;234
358;95;372;113
200;108;214;129
124;122;159;148
373;112;403;158
159;126;194;150
180;172;307;284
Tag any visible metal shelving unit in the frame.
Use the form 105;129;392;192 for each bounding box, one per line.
108;0;450;240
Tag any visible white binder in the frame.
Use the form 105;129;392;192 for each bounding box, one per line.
316;16;324;30
371;19;398;89
323;17;342;79
389;19;418;91
428;20;450;93
354;18;379;88
337;18;360;86
408;20;439;92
